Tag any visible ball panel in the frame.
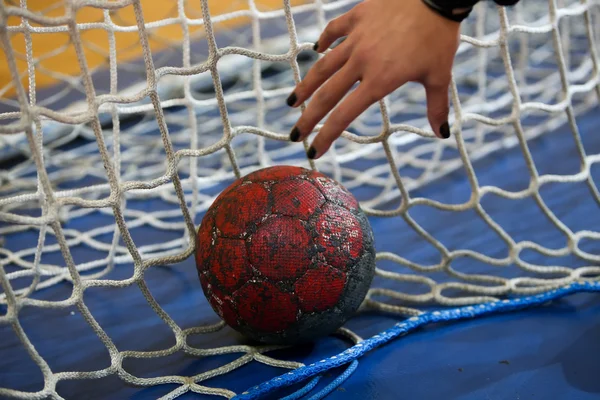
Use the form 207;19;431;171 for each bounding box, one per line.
209;237;253;292
196;211;215;272
308;170;359;209
198;270;210;292
295;264;346;313
315;203;364;271
338;250;377;313
244;303;359;345
294;308;350;341
235;281;298;333
271;178;326;220
246;165;307;182
207;286;240;328
215;183;269;237
213;177;243;204
353;207;376;248
248;216;313;281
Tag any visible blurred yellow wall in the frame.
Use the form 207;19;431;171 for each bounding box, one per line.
0;0;307;98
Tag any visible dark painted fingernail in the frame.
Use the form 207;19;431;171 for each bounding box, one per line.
290;126;301;142
440;122;451;139
307;146;317;159
286;92;297;107
313;42;319;52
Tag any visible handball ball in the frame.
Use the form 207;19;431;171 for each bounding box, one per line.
195;166;376;345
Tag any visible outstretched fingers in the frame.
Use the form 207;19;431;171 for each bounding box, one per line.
305;82;384;159
290;63;360;143
314;9;357;53
287;39;353;108
424;77;452;139
284;0;460;160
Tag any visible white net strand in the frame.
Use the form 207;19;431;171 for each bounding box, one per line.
1;0;600;398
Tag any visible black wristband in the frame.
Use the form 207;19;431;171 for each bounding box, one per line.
422;0;521;23
421;0;475;22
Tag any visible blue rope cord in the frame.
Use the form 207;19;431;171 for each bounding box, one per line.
307;360;359;400
280;360;359;400
280;376;321;400
235;282;600;399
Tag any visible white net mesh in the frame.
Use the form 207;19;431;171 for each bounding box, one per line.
1;0;600;398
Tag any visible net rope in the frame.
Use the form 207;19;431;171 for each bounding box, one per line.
1;0;600;398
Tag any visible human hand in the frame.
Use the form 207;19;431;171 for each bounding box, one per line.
287;0;462;159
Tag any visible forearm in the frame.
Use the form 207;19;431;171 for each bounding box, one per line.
422;0;520;22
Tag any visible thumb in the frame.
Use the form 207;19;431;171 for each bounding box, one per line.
425;80;451;139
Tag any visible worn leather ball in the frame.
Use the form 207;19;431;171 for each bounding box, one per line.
195;166;376;344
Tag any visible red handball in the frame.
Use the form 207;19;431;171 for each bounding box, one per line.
195;166;376;344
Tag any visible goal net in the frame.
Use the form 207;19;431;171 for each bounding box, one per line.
1;0;600;398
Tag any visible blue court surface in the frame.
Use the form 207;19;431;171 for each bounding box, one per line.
1;3;600;399
1;103;599;399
